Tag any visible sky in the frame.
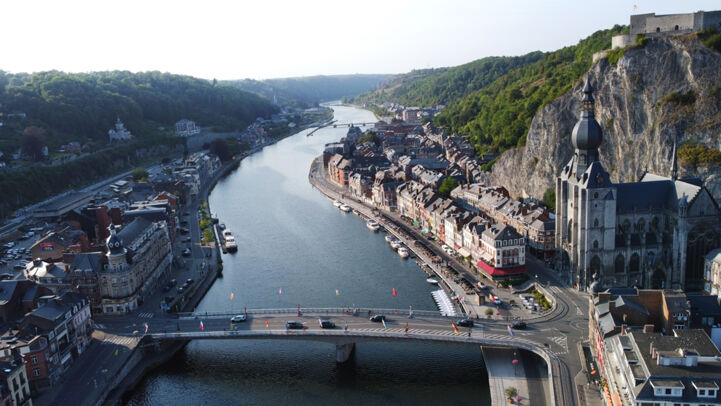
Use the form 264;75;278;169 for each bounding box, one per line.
1;0;719;80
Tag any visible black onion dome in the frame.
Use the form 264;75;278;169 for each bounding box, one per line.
572;77;602;150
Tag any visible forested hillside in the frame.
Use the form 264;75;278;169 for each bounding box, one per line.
435;25;627;155
348;52;545;107
224;74;391;107
0;70;278;153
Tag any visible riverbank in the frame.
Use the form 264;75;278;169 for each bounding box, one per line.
100;117;324;405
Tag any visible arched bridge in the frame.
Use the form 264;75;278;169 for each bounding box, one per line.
126;307;571;405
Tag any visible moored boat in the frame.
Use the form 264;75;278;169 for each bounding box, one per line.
384;234;394;243
390;239;402;250
333;200;342;208
366;219;380;232
426;278;439;285
339;204;352;213
224;236;238;252
398;246;409;259
219;223;226;230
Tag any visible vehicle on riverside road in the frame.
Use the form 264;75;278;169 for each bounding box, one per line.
511;321;527;330
456;318;474;328
318;319;335;329
286;321;303;329
369;315;386;322
231;315;247;323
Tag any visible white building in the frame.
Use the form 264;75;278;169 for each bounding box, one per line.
108;118;133;142
174;119;200;137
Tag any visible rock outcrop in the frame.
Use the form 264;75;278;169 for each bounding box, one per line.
488;36;721;201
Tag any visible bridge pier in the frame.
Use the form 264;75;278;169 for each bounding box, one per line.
335;343;355;363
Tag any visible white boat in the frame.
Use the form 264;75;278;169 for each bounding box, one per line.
384;234;394;243
333;200;342;208
398;246;410;259
222;229;233;238
390;240;403;250
426;278;440;285
339;204;352;213
224;236;238;252
366;219;380;232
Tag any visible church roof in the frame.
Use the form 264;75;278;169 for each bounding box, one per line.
616;181;675;213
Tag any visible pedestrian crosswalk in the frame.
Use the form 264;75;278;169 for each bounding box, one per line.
550;335;568;354
137;312;155;319
100;335;139;346
95;323;106;329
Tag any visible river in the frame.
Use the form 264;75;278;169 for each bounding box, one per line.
126;104;491;405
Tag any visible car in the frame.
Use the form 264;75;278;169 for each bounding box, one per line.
179;228;190;235
169;279;177;286
0;273;13;280
185;278;194;285
456;318;474;328
177;287;186;294
182;248;191;257
285;321;303;329
231;315;247;323
183;237;191;243
180;221;189;226
369;314;385;322
511;321;527;330
318;319;335;329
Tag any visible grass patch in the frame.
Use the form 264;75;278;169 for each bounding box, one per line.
662;90;696;106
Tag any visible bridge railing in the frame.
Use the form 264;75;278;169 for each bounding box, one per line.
173;307;454;319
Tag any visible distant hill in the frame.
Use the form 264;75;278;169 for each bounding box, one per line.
223;74;392;107
436;25;628;155
347;53;545;107
0;70;279;153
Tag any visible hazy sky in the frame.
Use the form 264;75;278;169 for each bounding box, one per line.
2;0;718;80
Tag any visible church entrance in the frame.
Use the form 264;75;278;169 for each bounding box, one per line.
651;267;666;289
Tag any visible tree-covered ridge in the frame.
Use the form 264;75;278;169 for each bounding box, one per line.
349;53;545;107
435;25;628;155
223;74;391;107
0;70;278;149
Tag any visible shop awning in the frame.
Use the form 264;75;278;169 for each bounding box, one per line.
457;247;471;257
476;260;527;276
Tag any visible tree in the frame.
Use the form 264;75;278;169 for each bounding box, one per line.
485;308;494;317
210;138;232;162
543;188;556;211
438;177;459;197
504;387;518;402
21;126;46;161
131;167;148;181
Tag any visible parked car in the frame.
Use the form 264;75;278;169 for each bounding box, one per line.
169;279;177;287
185;278;194;285
177;287;186;294
0;273;13;280
179;228;190;235
369;315;385;322
285;321;303;329
511;321;527;330
231;315;247;323
182;248;191;257
456;318;474;328
318;319;335;329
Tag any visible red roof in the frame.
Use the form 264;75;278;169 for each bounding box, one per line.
476;260;527;276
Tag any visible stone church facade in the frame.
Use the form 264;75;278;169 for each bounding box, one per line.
555;78;720;291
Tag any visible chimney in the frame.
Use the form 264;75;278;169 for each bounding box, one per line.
621;324;627;335
643;324;654;333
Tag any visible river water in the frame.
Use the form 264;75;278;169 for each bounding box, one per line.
126;105;491;405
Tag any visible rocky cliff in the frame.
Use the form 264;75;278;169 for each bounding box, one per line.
488;36;721;201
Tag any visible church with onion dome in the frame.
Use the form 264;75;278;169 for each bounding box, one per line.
555;77;720;292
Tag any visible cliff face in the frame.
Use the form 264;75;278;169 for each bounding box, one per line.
488;36;721;201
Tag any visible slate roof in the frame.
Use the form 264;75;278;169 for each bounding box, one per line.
117;217;153;247
0;282;18;306
71;252;103;273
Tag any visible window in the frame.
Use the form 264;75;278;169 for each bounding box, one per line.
32;368;40;377
594;219;599;227
593;240;599;249
30;355;37;365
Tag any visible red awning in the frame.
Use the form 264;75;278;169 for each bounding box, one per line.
476;261;527;276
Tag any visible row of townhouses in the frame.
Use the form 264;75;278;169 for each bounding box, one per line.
324;120;555;280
